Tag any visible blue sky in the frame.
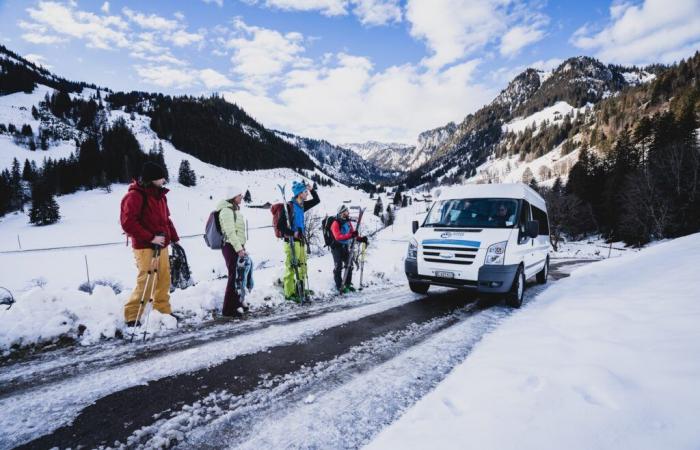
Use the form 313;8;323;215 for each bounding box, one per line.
1;0;699;144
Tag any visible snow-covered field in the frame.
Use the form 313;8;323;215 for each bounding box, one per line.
0;102;413;353
368;232;700;450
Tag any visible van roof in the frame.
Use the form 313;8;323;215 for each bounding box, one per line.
434;183;547;211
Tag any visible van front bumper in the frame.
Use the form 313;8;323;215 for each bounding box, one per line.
477;264;519;294
405;258;518;294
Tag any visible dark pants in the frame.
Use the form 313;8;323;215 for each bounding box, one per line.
331;244;353;290
222;243;242;315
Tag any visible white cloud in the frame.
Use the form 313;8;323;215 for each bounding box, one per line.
500;23;546;57
406;0;549;69
135;65;234;90
223;53;495;143
168;29;205;47
101;1;110;13
23;1;130;49
351;0;402;26
571;0;700;65
24;53;53;69
246;0;348;16
245;0;401;25
131;51;187;66
135;65;198;88
122;7;179;31
202;0;224;6
199;68;234;88
227;18;306;82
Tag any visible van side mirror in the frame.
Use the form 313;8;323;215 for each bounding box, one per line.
526;220;539;239
412;220;419;234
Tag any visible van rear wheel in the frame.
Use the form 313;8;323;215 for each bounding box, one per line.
505;266;525;308
409;281;430;294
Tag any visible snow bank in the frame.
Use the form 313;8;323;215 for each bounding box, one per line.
368;232;700;450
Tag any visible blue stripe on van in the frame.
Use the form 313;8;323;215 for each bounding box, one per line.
422;239;481;248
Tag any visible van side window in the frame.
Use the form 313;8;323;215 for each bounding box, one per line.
518;200;531;244
532;206;549;235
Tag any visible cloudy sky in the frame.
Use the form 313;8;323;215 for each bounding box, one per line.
1;0;699;144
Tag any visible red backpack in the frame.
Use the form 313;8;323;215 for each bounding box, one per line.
271;202;292;238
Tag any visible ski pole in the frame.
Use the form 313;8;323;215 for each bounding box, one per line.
141;234;164;342
130;249;157;342
359;242;367;290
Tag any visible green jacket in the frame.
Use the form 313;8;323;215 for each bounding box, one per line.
216;200;246;252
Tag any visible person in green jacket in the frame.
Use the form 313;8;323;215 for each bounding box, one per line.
216;185;248;317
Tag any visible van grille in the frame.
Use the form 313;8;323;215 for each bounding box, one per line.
421;245;479;266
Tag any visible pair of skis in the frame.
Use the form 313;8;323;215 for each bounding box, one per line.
342;208;366;290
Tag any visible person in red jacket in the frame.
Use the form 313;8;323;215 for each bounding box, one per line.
330;205;368;293
120;161;180;326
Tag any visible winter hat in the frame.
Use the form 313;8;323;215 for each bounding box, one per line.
141;161;167;182
292;180;307;197
337;204;349;216
227;185;244;200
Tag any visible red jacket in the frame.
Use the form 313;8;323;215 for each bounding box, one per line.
120;181;179;249
331;219;356;242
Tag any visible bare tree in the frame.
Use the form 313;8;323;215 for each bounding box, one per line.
303;211;323;255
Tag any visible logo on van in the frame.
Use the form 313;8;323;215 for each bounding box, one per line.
440;251;455;259
440;233;449;238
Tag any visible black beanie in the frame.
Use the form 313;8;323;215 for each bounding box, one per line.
141;161;167;182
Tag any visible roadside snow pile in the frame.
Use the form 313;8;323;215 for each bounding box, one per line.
368;232;700;450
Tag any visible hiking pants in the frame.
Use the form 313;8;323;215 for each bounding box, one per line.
222;243;243;315
331;244;353;290
124;246;171;322
283;240;307;298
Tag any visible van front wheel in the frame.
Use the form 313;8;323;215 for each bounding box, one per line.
505;266;525;308
409;281;430;294
536;257;549;284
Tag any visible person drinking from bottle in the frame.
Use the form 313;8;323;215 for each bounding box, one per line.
120;161;180;327
278;180;319;302
330;205;368;294
216;185;249;318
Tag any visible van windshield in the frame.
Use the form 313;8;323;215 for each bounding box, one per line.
423;198;519;228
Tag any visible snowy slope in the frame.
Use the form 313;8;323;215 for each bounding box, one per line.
502;100;589;135
0;108;411;352
369;232;700;450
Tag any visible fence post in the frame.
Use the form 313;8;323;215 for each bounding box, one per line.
17;235;21;250
607;242;613;259
85;255;91;293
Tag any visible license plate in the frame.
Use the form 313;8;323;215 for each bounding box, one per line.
435;271;455;278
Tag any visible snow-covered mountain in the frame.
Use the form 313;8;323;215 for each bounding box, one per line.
343;141;415;172
402;56;660;188
278;133;397;185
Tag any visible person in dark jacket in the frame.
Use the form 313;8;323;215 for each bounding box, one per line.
277;181;320;301
120;162;180;326
330;205;368;293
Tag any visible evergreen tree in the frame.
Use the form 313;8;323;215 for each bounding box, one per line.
243;189;252;203
22;159;35;181
29;180;60;226
373;196;383;217
178;160;196;187
385;205;395;226
393;188;402;206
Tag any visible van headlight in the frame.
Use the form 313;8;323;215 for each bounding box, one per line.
485;241;507;265
407;238;418;260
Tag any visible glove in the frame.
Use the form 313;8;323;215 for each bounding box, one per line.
359;236;368;244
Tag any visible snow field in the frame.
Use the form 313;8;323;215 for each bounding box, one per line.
368;232;700;450
0;108;412;353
